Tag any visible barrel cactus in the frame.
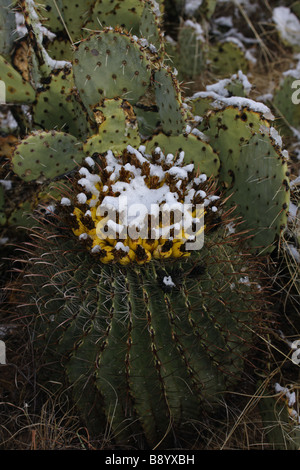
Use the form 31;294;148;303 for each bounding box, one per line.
15;144;268;448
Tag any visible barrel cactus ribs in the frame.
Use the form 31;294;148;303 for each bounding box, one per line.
18;145;267;448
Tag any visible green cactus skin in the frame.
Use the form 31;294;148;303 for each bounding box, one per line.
0;0;17;57
273;75;300;135
7;200;35;228
3;179;72;230
0;185;7;225
208;42;249;77
202;106;290;252
12;130;85;182
35;0;65;34
232;132;290;252
20;220;266;448
73;29;153;113
0;175;52;230
45;38;74;62
154;67;187;136
202;107;270;185
33;68;91;140
133;105;160;138
36;0;95;40
85;0;164;48
139;1;163;52
196;0;217;19
0;55;35;104
86;0;145;35
259;390;300;450
59;0;95;41
176;23;205;80
187;95;215;123
145;132;220;178
83;98;141;156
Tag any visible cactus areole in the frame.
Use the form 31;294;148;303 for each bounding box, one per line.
18;146;267;449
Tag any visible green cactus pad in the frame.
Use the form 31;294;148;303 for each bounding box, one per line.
185;69;253;125
73;30;152;111
37;0;95;40
12;130;85;182
176;22;205;80
24;222;265;447
0;185;6;225
0;55;35;104
208;42;249;77
197;0;217;19
60;0;95;41
231;132;290;251
154;67;186;136
140;1;163;51
35;0;64;33
134;105;160;137
46;38;74;62
7;200;35;228
145;132;220;177
187;95;215;122
83;98;141;156
0;0;17;57
87;0;144;35
203;106;270;185
273;75;300;134
33;68;90;140
203;107;290;251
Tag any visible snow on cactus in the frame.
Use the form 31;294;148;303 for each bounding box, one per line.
62;145;220;265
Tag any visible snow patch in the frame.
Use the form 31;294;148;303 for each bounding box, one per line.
273;7;300;47
163;275;175;287
184;0;203;16
184;19;205;42
61;197;71;206
275;383;297;408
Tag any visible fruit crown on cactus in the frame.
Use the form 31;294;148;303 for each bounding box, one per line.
60;145;220;266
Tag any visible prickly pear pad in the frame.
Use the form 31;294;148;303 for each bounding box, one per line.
154;66;186;135
12;130;86;182
83;98;141;156
73;29;152;111
0;55;35;104
87;0;144;35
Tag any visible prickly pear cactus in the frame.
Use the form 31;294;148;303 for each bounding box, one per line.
33;68;90;140
73;29;153;113
208;41;249;77
83;98;141;156
0;0;17;57
86;0;145;36
0;55;35;104
145;132;220;178
175;20;206;80
273;74;300;135
18;145;266;448
154;66;187;135
200;106;290;252
12;130;86;182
